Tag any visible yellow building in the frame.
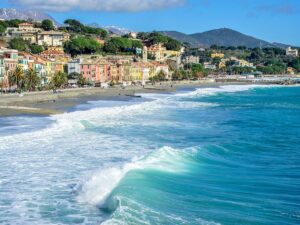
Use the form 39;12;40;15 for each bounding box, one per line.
147;43;181;62
211;53;225;59
218;61;225;69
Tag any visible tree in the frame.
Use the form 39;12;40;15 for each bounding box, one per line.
165;39;181;51
137;32;148;40
29;44;44;54
50;71;68;90
9;38;29;52
6;19;26;27
67;72;81;80
41;19;55;31
185;63;207;79
63;19;108;38
24;68;40;91
77;74;87;87
103;37;143;54
150;70;167;82
0;24;6;34
9;66;24;91
64;37;102;56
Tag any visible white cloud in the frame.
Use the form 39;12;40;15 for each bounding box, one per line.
10;0;185;12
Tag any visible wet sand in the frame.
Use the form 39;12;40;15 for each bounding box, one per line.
0;80;247;116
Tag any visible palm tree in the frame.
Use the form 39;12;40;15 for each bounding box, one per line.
50;71;68;91
8;66;24;92
24;68;41;92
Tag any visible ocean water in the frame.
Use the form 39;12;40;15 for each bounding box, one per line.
0;85;299;225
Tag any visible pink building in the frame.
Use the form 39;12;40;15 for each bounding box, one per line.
81;59;108;84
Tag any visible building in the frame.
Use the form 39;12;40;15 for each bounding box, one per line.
150;62;170;79
0;48;18;88
230;57;254;68
286;47;298;57
4;23;41;43
68;58;82;75
4;23;69;47
204;62;217;70
147;43;181;62
219;60;227;69
80;59;110;84
183;55;199;64
128;32;138;39
37;31;70;47
211;53;225;59
40;47;69;60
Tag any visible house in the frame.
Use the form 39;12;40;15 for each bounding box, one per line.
150;61;170;79
4;23;69;47
211;53;225;59
4;23;41;44
37;31;70;47
128;32;138;39
18;52;35;71
68;58;82;75
146;43;181;62
219;60;227;69
183;55;199;64
204;62;217;70
80;59;103;83
230;57;255;68
129;62;150;81
286;47;298;57
40;47;69;60
0;48;18;88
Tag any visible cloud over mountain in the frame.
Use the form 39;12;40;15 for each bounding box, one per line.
10;0;185;12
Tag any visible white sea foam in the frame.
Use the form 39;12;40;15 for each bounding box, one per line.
0;84;274;149
77;146;193;207
176;84;277;98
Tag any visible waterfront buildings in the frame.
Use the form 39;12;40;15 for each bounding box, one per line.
0;48;18;87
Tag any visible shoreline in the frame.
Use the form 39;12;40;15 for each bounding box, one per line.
0;80;284;117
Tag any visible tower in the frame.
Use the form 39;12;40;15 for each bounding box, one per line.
143;46;148;63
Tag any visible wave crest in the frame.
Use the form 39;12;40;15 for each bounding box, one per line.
77;146;198;207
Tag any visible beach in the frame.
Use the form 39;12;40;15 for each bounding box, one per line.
0;79;219;116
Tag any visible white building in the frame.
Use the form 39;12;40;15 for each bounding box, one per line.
204;62;216;70
286;47;298;57
68;58;82;74
183;55;200;64
37;31;70;47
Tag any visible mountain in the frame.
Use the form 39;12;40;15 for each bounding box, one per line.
87;23;132;35
160;28;291;48
0;8;60;26
159;31;200;47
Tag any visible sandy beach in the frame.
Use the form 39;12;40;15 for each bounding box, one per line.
0;80;221;116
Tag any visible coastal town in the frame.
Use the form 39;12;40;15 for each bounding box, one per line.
0;19;300;93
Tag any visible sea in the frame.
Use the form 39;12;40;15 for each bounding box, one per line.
0;84;299;225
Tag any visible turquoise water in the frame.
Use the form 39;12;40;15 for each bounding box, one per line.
0;85;299;224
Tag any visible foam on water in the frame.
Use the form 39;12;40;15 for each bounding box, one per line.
1;84;288;225
77;146;194;207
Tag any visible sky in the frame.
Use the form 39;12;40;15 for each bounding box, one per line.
1;0;300;46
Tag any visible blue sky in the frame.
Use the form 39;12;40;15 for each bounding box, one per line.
1;0;300;46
